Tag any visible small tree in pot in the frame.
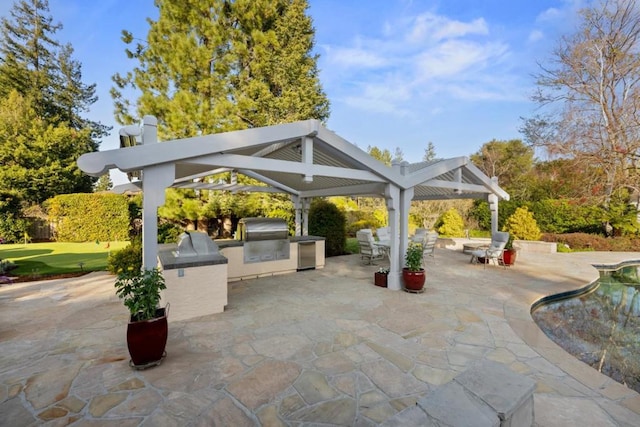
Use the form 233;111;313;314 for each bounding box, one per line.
403;242;425;292
502;234;518;266
114;267;168;369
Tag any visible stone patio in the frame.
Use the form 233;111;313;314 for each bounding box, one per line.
1;247;639;425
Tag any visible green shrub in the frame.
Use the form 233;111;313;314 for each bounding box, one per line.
468;199;520;231
158;221;183;244
346;218;379;237
542;233;640;251
309;199;346;257
0;190;28;243
127;194;143;238
114;267;166;321
107;239;142;274
606;201;640;236
530;199;604;234
267;207;295;235
435;208;466;237
46;193;130;242
404;242;423;271
503;206;541;240
0;259;17;274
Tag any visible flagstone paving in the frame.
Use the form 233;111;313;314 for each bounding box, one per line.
1;247;640;425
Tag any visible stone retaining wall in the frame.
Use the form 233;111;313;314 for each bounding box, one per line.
438;238;557;254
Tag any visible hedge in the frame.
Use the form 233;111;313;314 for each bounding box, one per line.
0;190;28;243
470;198;607;235
309;199;346;257
46;193;130;242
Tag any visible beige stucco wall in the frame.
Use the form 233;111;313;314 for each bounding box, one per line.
221;240;325;282
160;263;228;322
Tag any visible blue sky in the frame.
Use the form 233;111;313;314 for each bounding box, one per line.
0;0;587;184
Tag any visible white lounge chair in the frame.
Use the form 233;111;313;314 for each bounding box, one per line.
411;228;428;244
421;232;438;263
376;227;390;243
469;231;510;268
356;230;387;265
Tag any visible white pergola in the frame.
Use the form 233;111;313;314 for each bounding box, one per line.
78;116;509;290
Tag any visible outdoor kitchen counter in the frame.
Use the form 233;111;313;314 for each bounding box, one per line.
217;236;325;281
214;235;325;249
157;244;229;321
157;245;228;269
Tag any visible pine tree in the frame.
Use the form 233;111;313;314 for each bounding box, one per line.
0;91;96;203
94;174;114;192
0;0;107;203
0;0;60;119
112;0;330;226
112;0;330;140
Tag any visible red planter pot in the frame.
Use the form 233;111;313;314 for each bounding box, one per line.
127;307;168;368
402;268;425;292
502;249;517;266
374;272;388;287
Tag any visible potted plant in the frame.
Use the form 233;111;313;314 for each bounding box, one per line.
375;267;389;287
402;242;425;292
114;267;168;369
502;235;518;266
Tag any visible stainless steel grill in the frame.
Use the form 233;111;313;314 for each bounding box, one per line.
237;217;290;263
237;217;289;241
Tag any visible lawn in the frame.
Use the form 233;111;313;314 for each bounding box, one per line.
0;241;130;278
345;237;359;254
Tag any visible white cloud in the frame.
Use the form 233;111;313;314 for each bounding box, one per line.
406;13;488;43
416;40;508;79
536;7;562;23
528;30;544;43
343;77;413;117
320;8;520;116
327;46;388;68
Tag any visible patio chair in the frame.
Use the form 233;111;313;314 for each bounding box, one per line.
356;230;387;265
421;232;438;263
376;227;390;243
411;228;427;241
469;231;510;268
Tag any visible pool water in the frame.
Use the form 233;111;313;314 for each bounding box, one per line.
532;264;640;393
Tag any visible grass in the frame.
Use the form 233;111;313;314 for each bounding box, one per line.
345;237;359;254
0;241;130;277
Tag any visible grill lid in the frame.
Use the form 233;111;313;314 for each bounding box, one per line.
176;231;220;256
238;217;289;241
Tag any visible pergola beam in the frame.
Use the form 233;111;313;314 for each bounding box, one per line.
181;154;387;182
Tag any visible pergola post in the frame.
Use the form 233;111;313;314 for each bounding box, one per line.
141;164;174;270
399;187;414;271
488;194;499;235
292;195;302;236
385;183;401;290
139;116;175;270
302;198;310;236
398;162;415;269
489;176;500;235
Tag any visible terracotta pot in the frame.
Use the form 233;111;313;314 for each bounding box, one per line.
127;307;168;367
502;249;517;266
402;268;425;291
374;272;388;287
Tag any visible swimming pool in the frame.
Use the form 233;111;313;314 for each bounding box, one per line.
531;262;640;393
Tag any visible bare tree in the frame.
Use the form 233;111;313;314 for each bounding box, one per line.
522;0;640;208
